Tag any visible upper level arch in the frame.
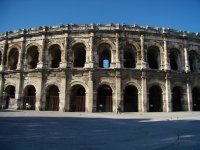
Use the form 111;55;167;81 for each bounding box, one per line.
26;45;39;69
188;50;200;72
48;44;61;68
72;43;86;68
147;45;161;69
169;48;182;71
123;44;137;68
97;43;112;68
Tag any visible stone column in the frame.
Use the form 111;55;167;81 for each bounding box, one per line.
164;37;170;70
115;70;121;112
17;42;24;70
165;73;172;112
87;71;93;112
140;35;148;69
186;78;192;111
141;71;147;112
39;74;47;111
115;32;121;68
184;40;190;73
0;40;7;71
35;76;42;111
59;76;66;112
85;32;94;68
65;73;71;111
60;34;68;68
37;35;46;69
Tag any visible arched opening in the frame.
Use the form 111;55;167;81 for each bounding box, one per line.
192;87;200;111
170;48;181;71
147;46;160;69
46;85;59;111
7;48;19;70
189;51;199;72
23;85;36;110
98;43;111;68
149;85;162;112
5;85;15;109
124;85;138;112
70;85;85;112
124;44;136;68
97;85;112;112
73;43;86;68
26;46;39;69
0;51;2;66
48;44;61;68
172;86;182;111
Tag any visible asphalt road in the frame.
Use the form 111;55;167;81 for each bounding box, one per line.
0;110;200;150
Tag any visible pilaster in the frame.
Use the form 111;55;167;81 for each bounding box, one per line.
115;70;121;112
87;71;93;112
140;35;148;69
184;40;190;73
164;37;170;70
165;73;172;112
141;71;147;112
60;33;68;68
115;32;121;68
186;78;192;111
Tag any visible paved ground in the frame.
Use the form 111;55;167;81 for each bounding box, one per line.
0;110;200;150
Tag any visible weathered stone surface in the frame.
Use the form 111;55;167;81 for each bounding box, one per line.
0;24;199;112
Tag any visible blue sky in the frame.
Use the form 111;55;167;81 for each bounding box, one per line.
0;0;199;33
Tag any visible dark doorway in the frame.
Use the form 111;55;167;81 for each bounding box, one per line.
149;85;162;112
48;44;61;68
97;85;112;112
170;49;180;71
98;44;111;68
124;45;136;68
5;85;15;109
26;46;39;69
46;85;59;111
23;85;36;110
192;87;200;111
73;44;86;68
172;87;182;111
70;85;86;112
8;48;19;70
124;85;138;112
147;46;160;69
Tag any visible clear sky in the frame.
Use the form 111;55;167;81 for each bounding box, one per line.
0;0;200;33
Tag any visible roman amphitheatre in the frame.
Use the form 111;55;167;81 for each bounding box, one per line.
0;24;199;112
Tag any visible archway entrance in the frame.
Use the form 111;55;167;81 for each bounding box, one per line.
172;86;182;111
5;85;15;109
192;87;200;111
23;85;36;110
70;85;86;112
149;85;162;112
97;85;112;112
124;85;138;112
46;85;59;111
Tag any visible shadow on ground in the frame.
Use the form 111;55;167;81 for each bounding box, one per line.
0;115;200;150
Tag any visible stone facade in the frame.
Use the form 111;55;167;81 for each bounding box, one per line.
0;24;200;112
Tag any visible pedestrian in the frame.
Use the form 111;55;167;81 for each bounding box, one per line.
117;105;121;114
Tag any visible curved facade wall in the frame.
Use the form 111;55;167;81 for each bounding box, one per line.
0;24;200;112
